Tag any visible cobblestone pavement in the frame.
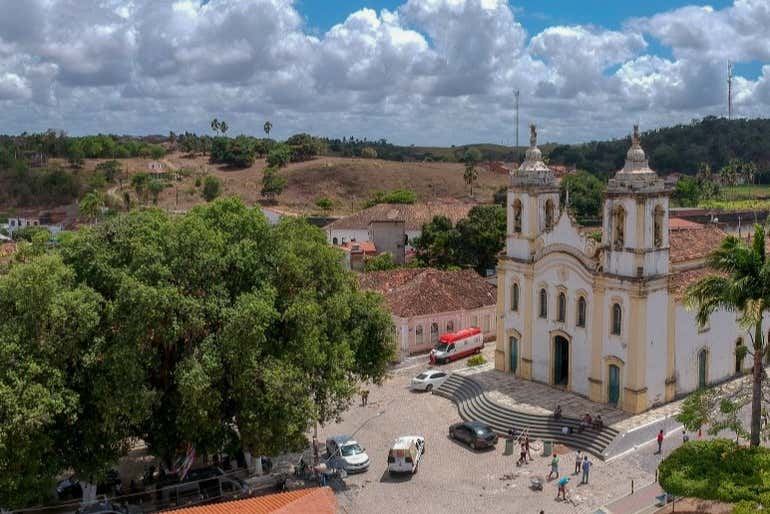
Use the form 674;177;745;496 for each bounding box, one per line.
317;346;674;514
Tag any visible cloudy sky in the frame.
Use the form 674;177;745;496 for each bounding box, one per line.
1;0;768;145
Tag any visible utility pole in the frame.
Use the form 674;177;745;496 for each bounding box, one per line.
514;89;520;154
727;61;733;120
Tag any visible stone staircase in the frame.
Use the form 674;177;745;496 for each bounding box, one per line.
434;373;619;459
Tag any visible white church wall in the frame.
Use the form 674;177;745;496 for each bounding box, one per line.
645;288;669;406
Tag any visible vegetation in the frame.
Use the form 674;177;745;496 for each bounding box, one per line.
684;224;770;447
267;144;292;168
79;192;105;223
261;167;286;202
0;198;396;508
467;354;486;367
364;252;398;272
560;171;606;222
463;148;481;196
360;147;378;159
202;175;223;201
315;197;333;211
285;133;325;162
413;205;505;275
364;189;417;207
659;440;770;508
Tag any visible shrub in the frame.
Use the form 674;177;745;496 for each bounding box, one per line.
365;189;417;207
364;253;397;272
360;147;378;159
202;175;222;201
467;354;486;367
315;197;333;211
267;144;292;168
261;167;286;201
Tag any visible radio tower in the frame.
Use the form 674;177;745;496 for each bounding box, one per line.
727;61;733;120
514;89;520;153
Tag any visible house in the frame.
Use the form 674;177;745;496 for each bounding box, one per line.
161;487;336;514
359;268;497;360
340;241;377;271
3;216;63;235
325;202;472;251
495;124;754;414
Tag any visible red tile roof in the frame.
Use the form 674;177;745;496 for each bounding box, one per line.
162;488;335;514
669;267;727;301
358;268;496;317
340;241;377;254
669;225;727;264
669;217;703;229
325;203;472;231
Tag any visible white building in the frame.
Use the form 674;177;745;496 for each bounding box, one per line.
3;217;63;235
495;125;751;414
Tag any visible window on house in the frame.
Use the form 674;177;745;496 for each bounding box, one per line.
557;292;566;322
511;282;519;312
471;315;478;328
332;237;338;245
513;200;522;233
446;320;454;332
415;325;423;345
483;315;491;332
613;205;625;250
735;338;745;374
654;205;664;249
544;200;555;231
539;289;548;319
577;297;586;327
430;323;439;344
611;303;622;335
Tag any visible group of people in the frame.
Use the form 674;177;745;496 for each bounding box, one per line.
547;449;593;501
551;405;604;433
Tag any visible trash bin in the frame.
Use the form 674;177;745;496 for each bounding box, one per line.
504;438;514;455
541;440;553;456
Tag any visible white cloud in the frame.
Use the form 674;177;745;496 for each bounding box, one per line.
0;0;767;143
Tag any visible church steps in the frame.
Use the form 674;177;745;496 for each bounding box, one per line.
435;374;618;459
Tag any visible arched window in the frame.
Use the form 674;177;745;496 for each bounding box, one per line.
471;315;478;327
332;237;338;245
613;205;626;250
513;199;522;234
430;323;439;344
577;297;586;327
611;303;622;335
544;199;555;231
539;289;548;319
415;325;423;345
557;292;566;322
446;320;454;332
653;205;664;249
735;338;744;374
511;282;519;312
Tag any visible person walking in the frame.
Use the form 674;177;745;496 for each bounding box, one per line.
557;476;570;500
581;456;592;484
524;434;532;461
548;453;560;479
574;450;582;474
656;430;664;454
517;442;528;466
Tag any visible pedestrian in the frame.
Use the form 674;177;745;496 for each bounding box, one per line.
548;453;560;479
524;434;532;461
557;476;570;500
574;450;582;474
581;456;591;484
656;429;664;454
682;431;690;444
517;442;527;466
360;388;369;406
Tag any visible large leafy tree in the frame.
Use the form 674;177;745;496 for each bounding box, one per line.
685;224;770;447
560;171;606;220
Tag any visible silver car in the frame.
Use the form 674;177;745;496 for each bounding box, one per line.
410;370;449;392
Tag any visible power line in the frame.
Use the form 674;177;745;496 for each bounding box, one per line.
514;90;520;153
727;60;733;120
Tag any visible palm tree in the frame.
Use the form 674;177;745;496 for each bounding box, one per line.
685;224;770;447
464;162;478;197
79;192;104;224
219;121;228;136
264;121;272;138
210;118;220;135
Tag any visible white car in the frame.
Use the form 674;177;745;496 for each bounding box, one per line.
387;436;425;475
411;370;449;392
326;435;370;473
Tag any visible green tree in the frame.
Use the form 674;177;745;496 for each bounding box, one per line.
261;167;286;201
67;140;85;169
79;192;104;223
315;197;333;211
364;252;398;272
360;147;377;159
462;147;482;197
202;175;222;201
219;121;229;136
454;205;506;274
685;224;770;447
412;216;458;269
95;160;122;183
286;133;322;162
673;176;701;207
210;118;220;135
267;144;292;168
263;121;272;137
560;171;606;220
147;179;166;205
131;172;150;204
226;136;256;168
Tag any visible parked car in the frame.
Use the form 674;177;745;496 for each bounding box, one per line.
387;436;425;475
325;435;370;473
411;370;449;392
156;466;253;505
76;501;142;514
57;470;122;501
449;421;498;450
430;328;483;365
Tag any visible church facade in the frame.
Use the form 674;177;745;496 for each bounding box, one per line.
494;125;749;414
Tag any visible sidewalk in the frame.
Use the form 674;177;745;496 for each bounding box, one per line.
601;482;663;514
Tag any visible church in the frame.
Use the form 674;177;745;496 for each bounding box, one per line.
494;125;749;414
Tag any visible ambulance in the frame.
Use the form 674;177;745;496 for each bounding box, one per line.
429;327;483;365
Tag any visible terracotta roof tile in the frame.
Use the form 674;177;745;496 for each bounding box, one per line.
669;267;728;301
358;268;496;317
325;203;472;231
340;241;377;254
669;217;703;229
162;487;335;514
669;225;727;264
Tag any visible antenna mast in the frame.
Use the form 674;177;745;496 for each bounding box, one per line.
514;89;520;153
727;61;733;120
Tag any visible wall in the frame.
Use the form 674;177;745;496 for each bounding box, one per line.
401;305;496;357
369;220;406;264
327;228;369;246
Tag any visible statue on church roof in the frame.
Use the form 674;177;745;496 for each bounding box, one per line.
530;124;537;148
632;124;640;147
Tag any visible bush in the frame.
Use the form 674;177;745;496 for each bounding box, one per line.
202;175;222;201
658;439;770;506
267;144;291;168
365;189;417;207
261;167;286;201
315;197;333;211
364;253;397;272
360;147;378;159
467;354;486;367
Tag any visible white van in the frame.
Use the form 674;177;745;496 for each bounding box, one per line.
387;436;425;475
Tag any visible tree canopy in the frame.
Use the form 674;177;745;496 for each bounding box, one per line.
560;170;606;222
0;198;395;508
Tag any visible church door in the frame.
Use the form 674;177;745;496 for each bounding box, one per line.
510;336;518;374
553;336;569;387
698;350;708;389
608;365;620;407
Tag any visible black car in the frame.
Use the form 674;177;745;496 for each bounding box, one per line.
449;421;498;450
57;470;122;500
